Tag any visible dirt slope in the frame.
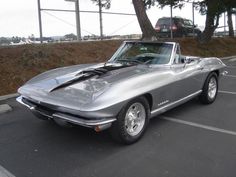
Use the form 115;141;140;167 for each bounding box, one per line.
0;38;236;95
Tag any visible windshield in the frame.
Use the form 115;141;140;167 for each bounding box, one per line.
183;19;193;26
157;18;173;25
109;42;173;65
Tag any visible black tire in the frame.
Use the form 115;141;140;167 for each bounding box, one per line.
110;97;150;144
199;72;218;104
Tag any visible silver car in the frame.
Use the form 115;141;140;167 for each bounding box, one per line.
17;41;226;144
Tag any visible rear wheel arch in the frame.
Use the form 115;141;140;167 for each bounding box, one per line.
212;70;219;77
202;70;219;88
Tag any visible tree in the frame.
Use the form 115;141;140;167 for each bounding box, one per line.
11;36;21;43
223;0;236;37
132;0;158;40
197;0;236;42
0;37;10;45
196;0;225;43
64;33;77;41
91;0;111;8
227;7;234;37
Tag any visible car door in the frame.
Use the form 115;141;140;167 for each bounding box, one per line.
183;19;194;36
170;44;204;102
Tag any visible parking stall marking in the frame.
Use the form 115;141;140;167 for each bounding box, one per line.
219;90;236;95
0;165;15;177
229;58;236;62
226;66;236;69
161;116;236;136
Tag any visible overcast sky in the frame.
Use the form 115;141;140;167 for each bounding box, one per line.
0;0;234;38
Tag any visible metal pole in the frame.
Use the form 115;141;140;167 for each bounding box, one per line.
98;0;103;40
192;2;195;37
224;12;226;36
37;0;43;43
235;13;236;36
170;4;173;39
75;0;81;41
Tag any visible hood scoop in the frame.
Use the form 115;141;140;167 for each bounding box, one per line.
49;64;131;92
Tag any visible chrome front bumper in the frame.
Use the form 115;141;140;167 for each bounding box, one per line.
16;96;116;130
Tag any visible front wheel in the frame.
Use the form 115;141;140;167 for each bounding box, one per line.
110;97;150;144
199;72;218;104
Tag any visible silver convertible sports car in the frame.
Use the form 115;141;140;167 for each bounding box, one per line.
17;41;226;144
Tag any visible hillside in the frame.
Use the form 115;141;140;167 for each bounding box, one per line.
0;37;236;95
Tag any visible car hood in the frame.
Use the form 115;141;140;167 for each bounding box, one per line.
18;63;153;109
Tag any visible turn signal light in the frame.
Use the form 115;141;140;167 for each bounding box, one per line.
155;25;161;31
170;25;178;30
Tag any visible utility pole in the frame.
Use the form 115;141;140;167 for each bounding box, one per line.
98;0;103;40
65;0;81;41
170;4;173;39
75;0;81;41
192;2;195;37
224;12;226;36
37;0;43;43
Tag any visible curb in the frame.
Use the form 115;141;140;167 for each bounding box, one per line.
0;93;19;101
0;104;12;114
220;56;236;60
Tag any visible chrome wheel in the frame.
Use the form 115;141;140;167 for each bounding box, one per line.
125;103;146;136
208;77;217;99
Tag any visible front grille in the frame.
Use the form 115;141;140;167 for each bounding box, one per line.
23;97;91;120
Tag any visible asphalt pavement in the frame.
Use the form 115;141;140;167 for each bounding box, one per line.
0;58;236;177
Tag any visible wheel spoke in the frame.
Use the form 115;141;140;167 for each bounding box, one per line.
208;77;217;99
125;102;146;136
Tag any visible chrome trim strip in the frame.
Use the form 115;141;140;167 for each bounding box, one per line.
151;90;202;116
53;113;116;127
31;107;53;119
16;96;34;109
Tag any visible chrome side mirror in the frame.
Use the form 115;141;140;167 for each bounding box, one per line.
185;57;195;64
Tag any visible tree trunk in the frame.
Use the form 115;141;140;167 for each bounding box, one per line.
198;0;220;43
132;0;157;40
227;7;234;37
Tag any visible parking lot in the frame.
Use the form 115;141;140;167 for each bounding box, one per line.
0;58;236;177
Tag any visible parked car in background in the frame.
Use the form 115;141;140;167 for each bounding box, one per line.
155;17;201;38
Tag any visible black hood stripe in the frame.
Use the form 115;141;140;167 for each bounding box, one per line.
49;64;132;92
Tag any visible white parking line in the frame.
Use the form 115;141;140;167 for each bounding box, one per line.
0;165;15;177
229;58;236;62
161;116;236;136
219;90;236;95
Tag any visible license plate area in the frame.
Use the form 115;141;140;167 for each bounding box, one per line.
162;29;168;32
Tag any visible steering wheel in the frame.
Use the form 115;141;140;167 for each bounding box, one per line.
134;53;160;64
